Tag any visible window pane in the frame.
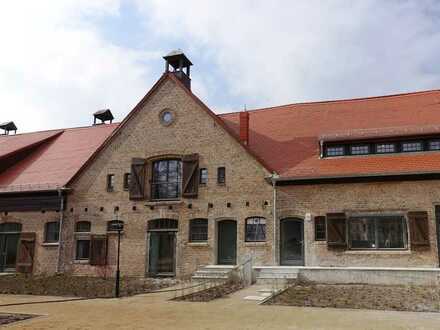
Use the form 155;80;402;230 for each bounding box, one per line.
123;173;131;190
76;240;90;260
402;142;422;152
429;140;440;151
326;146;344;156
350;145;369;155
377;217;405;248
45;222;59;242
217;167;226;184
75;221;91;232
314;217;326;240
245;217;266;241
376;143;395;153
199;168;208;184
349;218;375;248
189;219;208;242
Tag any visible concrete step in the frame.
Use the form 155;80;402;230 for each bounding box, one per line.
256;273;298;279
192;265;235;281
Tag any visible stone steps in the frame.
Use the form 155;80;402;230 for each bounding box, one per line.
254;266;299;284
192;265;235;280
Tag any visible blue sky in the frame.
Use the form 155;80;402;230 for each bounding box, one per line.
1;0;440;132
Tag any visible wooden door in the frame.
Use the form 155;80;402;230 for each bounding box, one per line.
217;220;237;265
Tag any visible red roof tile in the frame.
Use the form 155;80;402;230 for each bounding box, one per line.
0;124;118;192
219;89;440;179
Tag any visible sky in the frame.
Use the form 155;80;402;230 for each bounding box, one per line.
1;0;440;133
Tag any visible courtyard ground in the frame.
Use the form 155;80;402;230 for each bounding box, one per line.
1;285;440;329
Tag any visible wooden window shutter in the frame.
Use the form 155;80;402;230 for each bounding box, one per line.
408;211;430;247
129;158;146;200
182;154;199;198
16;232;36;274
90;235;108;266
326;213;347;247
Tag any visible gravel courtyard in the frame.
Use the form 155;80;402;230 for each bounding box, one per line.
1;285;440;329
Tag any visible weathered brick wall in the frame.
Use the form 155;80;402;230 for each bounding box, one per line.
0;211;60;274
62;77;274;277
277;181;440;267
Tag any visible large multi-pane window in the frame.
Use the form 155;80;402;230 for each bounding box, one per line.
189;219;208;242
402;141;423;152
245;217;266;242
151;159;182;200
349;215;407;249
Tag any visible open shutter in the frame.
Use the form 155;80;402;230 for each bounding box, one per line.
16;232;36;274
182;154;199;198
129;158;146;200
326;213;347;247
90;235;108;266
408;211;430;247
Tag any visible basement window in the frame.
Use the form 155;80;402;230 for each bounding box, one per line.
348;215;407;249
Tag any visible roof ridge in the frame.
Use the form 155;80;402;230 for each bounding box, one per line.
218;88;440;116
0;122;120;137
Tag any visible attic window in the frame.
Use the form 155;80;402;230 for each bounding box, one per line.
326;146;344;157
350;145;369;155
402;141;423;152
429;140;440;150
375;143;396;154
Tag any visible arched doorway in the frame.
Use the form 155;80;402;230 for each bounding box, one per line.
280;218;304;266
217;220;237;265
147;219;178;277
0;223;22;272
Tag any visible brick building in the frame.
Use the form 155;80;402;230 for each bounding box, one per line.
1;51;440;278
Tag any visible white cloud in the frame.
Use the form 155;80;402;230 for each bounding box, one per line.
0;0;155;132
140;0;440;109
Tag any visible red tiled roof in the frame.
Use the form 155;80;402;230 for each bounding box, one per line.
0;124;118;192
219;89;440;179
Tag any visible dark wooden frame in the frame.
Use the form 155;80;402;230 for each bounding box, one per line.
244;217;267;242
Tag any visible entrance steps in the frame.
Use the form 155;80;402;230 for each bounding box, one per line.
254;266;299;284
192;265;235;280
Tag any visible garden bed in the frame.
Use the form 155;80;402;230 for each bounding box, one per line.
265;282;440;312
172;281;244;302
0;313;36;326
0;274;176;298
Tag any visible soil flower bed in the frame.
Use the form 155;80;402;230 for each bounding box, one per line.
0;274;176;298
0;313;36;326
265;282;440;312
173;281;244;302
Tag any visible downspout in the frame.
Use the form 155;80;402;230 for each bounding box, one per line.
271;172;280;265
56;188;65;273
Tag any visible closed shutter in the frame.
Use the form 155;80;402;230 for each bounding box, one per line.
182;154;199;198
408;211;430;247
16;232;36;274
90;235;108;266
326;213;347;247
129;158;146;200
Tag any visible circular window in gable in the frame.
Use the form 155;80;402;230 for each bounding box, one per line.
159;109;175;126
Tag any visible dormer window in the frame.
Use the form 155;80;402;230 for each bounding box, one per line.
326;146;344;157
350;145;369;155
402;141;423;152
376;143;396;154
429;140;440;150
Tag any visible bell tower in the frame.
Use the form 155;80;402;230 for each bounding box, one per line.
163;50;193;90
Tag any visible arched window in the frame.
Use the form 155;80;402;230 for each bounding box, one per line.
75;221;91;233
189;219;208;242
148;219;178;231
0;223;22;232
245;217;266;242
151;159;182;200
45;221;60;243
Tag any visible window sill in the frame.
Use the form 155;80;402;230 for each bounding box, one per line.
73;260;89;264
188;242;209;247
244;242;267;247
41;242;59;247
145;200;184;206
344;249;410;255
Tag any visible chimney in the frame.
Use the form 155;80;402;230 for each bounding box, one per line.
239;111;249;145
163;50;193;90
93;109;114;125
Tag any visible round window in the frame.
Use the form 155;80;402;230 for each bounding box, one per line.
160;110;175;126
